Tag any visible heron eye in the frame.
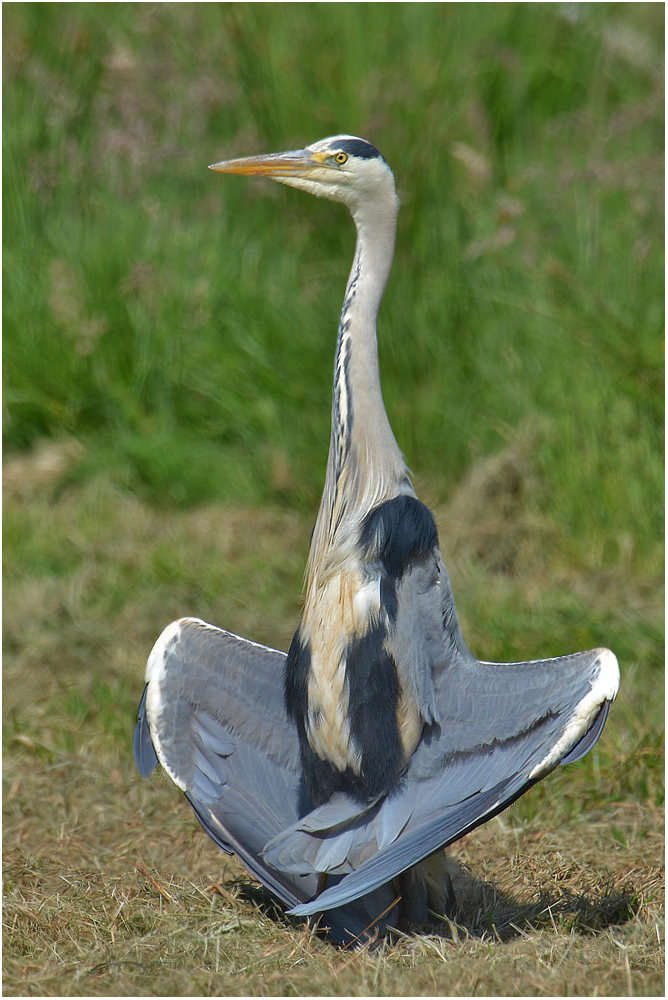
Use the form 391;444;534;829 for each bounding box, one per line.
334;152;348;165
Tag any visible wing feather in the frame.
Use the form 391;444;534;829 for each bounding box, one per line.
275;645;619;913
133;684;159;777
133;617;398;943
134;593;618;929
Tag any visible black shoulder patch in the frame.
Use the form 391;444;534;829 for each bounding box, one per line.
297;740;349;810
380;576;399;622
345;622;404;801
285;628;336;809
360;495;438;578
336;138;385;162
287;619;406;805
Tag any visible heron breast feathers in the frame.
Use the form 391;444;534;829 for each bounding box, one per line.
302;568;380;775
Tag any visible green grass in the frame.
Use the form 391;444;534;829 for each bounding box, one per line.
4;4;663;560
3;3;664;996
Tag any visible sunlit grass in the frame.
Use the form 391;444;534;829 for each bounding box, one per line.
4;3;663;566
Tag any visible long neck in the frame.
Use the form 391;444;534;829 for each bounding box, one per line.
307;196;413;584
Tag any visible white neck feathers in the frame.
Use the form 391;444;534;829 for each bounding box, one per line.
306;175;412;586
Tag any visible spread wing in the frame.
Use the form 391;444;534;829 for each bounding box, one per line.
285;645;617;916
132;617;400;943
260;544;619;916
133;539;618;927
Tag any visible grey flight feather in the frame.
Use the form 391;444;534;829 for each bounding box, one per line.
134;614;617;927
133;684;158;778
133;617;402;943
264;643;617;902
287;659;614;915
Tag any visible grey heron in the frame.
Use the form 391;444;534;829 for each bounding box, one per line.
133;135;619;944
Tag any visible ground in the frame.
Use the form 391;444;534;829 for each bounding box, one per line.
3;449;663;997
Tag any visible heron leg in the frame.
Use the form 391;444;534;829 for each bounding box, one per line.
397;852;458;927
391;876;411;933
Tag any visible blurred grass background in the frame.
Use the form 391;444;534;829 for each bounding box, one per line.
4;3;663;539
3;3;664;995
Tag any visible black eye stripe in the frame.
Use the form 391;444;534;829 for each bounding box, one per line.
334;139;385;162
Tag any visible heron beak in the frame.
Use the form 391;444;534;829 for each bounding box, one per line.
209;148;325;178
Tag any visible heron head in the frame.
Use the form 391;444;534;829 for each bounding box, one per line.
209;135;397;217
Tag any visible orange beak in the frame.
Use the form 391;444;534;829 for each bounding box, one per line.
209;148;325;178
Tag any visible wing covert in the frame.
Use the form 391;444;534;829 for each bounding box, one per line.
134;617;405;942
134;620;618;929
277;645;619;913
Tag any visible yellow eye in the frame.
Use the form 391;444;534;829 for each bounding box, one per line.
334;152;348;165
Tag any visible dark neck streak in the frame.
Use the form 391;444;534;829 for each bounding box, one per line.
331;250;361;486
306;194;410;585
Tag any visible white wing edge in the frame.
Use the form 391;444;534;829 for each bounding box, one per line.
528;647;619;780
143;616;285;793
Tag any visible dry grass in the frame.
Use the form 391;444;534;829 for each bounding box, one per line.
3;795;663;997
3;450;664;997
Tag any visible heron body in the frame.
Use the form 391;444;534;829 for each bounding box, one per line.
279;139;444;806
134;135;620;943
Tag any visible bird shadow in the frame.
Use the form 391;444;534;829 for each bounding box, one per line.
234;860;640;948
432;861;640;944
